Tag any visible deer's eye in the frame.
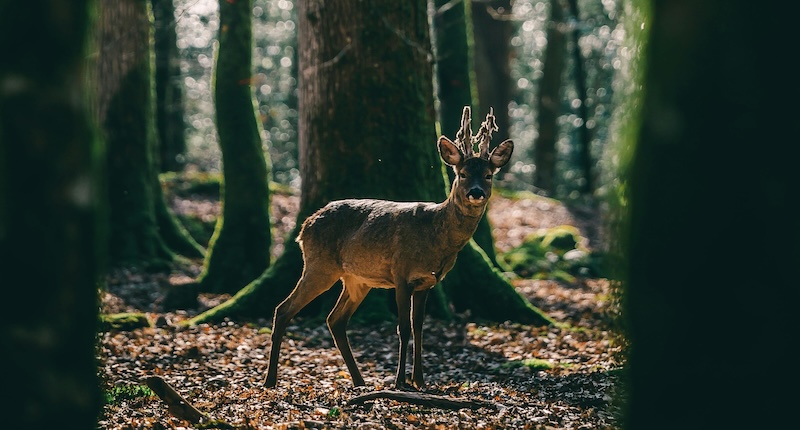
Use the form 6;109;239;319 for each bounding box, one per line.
458;172;467;179
485;174;493;180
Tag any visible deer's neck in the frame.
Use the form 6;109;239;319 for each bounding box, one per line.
437;192;486;249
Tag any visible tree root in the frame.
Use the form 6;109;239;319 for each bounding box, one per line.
346;390;504;411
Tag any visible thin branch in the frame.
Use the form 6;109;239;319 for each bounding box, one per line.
302;43;352;78
381;16;434;62
435;0;464;17
346;390;505;411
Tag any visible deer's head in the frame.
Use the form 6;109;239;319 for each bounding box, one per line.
438;107;513;214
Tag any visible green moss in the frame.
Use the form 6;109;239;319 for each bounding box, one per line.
502;358;554;371
498;225;604;280
175;213;217;247
161;171;222;198
104;384;154;405
99;313;151;331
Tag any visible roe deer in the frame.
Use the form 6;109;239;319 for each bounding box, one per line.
264;106;513;390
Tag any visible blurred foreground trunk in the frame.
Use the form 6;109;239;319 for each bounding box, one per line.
623;0;797;428
0;1;102;427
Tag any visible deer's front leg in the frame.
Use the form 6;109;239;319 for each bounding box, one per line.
394;284;413;389
411;289;429;389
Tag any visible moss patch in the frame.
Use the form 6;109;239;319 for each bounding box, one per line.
498;225;604;280
104;384;154;405
99;313;151;331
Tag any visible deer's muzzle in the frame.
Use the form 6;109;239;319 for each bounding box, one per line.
466;187;487;201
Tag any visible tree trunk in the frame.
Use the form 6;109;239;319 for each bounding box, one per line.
622;0;797;428
152;0;187;172
196;0;272;294
0;0;102;427
471;0;512;149
564;0;593;195
532;0;565;195
189;0;551;327
95;0;203;267
432;0;499;266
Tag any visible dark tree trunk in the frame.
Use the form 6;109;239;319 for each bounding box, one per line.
189;0;551;326
0;0;102;427
95;0;202;267
471;0;513;149
623;0;797;428
432;0;500;266
152;0;187;172
564;0;593;195
532;0;565;195
433;0;474;140
197;0;272;294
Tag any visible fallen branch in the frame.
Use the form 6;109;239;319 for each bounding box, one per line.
145;376;207;423
346;390;504;411
145;376;238;429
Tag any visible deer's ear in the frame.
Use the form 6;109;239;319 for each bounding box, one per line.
489;139;514;171
438;136;462;166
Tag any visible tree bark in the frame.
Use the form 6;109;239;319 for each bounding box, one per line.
564;0;593;195
196;0;272;294
622;0;797;428
471;0;513;149
189;0;551;327
152;0;187;172
0;1;102;427
532;0;565;195
432;0;499;266
95;0;202;267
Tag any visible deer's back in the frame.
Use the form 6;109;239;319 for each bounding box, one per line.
298;199;449;287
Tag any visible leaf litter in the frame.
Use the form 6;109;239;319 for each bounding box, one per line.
98;192;625;429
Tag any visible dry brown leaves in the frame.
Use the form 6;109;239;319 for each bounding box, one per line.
98;192;625;429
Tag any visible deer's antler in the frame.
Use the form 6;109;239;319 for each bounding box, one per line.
455;106;473;157
475;108;498;160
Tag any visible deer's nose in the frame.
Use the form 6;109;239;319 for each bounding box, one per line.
466;187;486;200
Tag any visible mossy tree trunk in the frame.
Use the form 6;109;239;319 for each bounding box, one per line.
532;0;565;195
0;0;102;427
622;0;797;428
152;0;187;173
190;0;552;327
196;0;272;294
95;0;203;267
432;0;499;267
471;0;512;149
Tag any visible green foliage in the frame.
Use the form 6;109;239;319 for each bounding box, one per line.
104;385;154;405
328;407;341;418
499;225;605;280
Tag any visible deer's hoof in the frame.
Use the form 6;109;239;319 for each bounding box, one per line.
394;381;419;392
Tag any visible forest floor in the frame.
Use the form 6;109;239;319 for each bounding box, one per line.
98;186;626;430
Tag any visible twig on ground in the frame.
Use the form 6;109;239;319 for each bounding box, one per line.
346;390;505;411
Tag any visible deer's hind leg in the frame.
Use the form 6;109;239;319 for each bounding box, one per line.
265;267;341;388
327;276;370;386
411;288;429;389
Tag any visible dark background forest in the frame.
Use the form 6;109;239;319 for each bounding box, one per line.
1;0;797;429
